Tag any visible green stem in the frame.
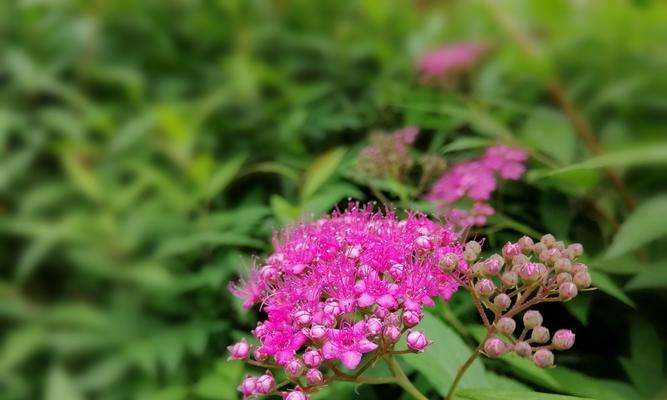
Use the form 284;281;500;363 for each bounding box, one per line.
385;355;429;400
445;332;490;400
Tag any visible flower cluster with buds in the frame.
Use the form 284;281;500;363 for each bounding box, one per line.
460;234;590;368
228;203;466;398
356;127;420;180
425;145;528;227
417;41;489;83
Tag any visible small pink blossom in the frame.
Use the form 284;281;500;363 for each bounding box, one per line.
417;42;489;81
227;338;251;360
406;330;432;352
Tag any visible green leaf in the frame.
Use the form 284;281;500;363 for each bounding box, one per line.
270;195;301;224
619;319;663;396
540;190;571;239
46;365;84;400
457;389;593;400
589;270;635;307
625;259;667;290
547;367;631;400
520;108;577;164
201;155;247;200
401;312;488;396
496;353;561;391
194;361;243;400
441;137;492;154
606;195;667;258
301;147;346;201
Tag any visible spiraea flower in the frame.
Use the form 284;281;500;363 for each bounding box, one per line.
417;41;489;82
426;145;528;228
228;203;466;397
357;127;419;180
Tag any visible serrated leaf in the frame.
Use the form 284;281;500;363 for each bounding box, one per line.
301;147;346;201
589;270;635;307
606;195;667;258
625;259;667;290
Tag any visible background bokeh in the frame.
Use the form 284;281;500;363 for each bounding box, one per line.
1;0;666;399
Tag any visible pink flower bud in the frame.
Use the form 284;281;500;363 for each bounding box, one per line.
540;248;560;264
559;281;578;300
523;310;543;329
518;236;534;252
406;330;431;352
533;349;554;368
254;346;269;361
484;336;507;357
475;278;496;296
568;243;584;257
345;245;362;259
287;263;307;275
531;326;550;344
483;257;502;275
571;262;588;275
532;242;548;255
554;258;572;273
305;368;324;385
415;235;433;250
260;265;278;281
227;338;251;360
556;272;572;285
573;271;591;289
493;293;511;310
512;254;530;266
519;263;541;282
497;317;516;335
540;234;556;247
465;240;482;255
514;341;532;358
238;376;257;397
293;310;312;326
389;263;405;279
383;326;401;343
464;249;478;263
501;271;518;287
376;294;398;310
285;359;304;378
283;388;309;400
365;317;383;336
502;242;521;258
308;325;328;340
402;309;422;327
552;329;575;350
438;253;459;272
303;349;322;368
323;299;342;316
255;371;275;394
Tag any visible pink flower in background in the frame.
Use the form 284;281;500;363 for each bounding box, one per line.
417;42;489;81
357;127;420;179
483;145;529;180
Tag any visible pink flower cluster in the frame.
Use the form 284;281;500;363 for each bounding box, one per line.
357;127;420;179
425;145;528;227
417;41;489;82
228;203;466;398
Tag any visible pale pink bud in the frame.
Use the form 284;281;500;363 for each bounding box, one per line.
383;326;401;343
303;349;322;368
389;263;405;279
238;376;257;397
556;272;572;285
475;278;496;296
345;245;362;259
523;310;543;329
402;309;422;328
466;240;482;255
365;317;383;336
519;263;541;282
483;257;502;275
415;235;433;250
568;243;584;257
532;242;548;255
502;242;521;258
531;326;550;343
559;281;578;300
227;338;251;360
497;317;516;335
541;234;556;247
293;310;312;326
285;359;304;378
260;265;278;281
572;262;588;275
305;368;324;385
464;249;478;263
514;341;532;358
254;346;269;361
573;271;591;288
406;330;431;352
518;236;534;252
493;293;511;310
255;371;275;394
552;329;575;350
439;253;459;272
533;349;554;368
501;271;519;287
288;263;307;275
283;388;309;400
512;254;530;266
308;325;327;340
554;258;572;273
323;299;342;316
484;336;507;357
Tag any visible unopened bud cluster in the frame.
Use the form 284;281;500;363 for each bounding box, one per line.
464;234;590;368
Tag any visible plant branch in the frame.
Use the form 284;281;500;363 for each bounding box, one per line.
445;331;491;400
385;355;429;400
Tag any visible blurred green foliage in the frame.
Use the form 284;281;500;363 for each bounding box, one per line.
0;0;666;399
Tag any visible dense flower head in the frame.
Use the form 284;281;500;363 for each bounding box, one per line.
426;145;528;227
357;127;420;179
417;41;489;82
229;203;466;397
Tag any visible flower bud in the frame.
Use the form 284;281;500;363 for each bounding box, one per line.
540;234;556;247
415;236;433;251
283;388;309;400
540;248;560;264
497;317;516;335
573;271;591;289
255;371;275;394
345;245;362;259
556;272;572;285
389;263;405;279
568;243;584;257
260;265;278;281
406;330;431;352
464;249;478;264
465;241;482;255
285;359;304;378
519;263;541;282
559;281;578;300
293;310;312;326
518;236;534;252
227;338;251;360
571;262;588;275
554;258;572;273
303;349;322;368
438;253;459;272
305;368;324;385
483;336;507;357
323;299;342;316
365;318;383;336
502;242;521;258
501;271;519;287
238;376;257;397
483;257;502;275
552;329;576;350
254;346;269;361
472;262;486;277
531;326;550;343
493;293;511;310
514;341;532;358
532;242;548;255
383;326;401;343
523;310;543;329
308;325;327;340
533;349;554;368
402;309;422;328
475;278;496;297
